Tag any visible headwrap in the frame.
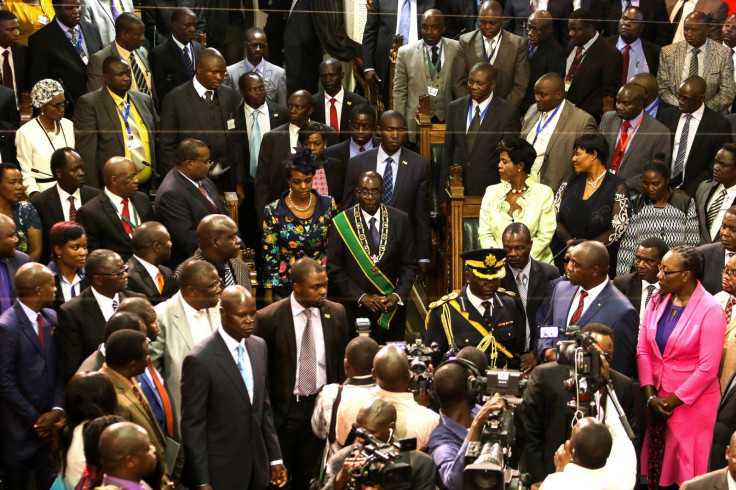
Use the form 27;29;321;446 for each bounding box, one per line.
31;79;64;109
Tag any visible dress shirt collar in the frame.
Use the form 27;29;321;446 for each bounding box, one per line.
350;138;374;155
578;278;608;304
465;284;492;315
245;58;266;75
616;36;643;52
624;110;644;125
641;278;659;298
90;286;120;306
325;86;344;104
56;183;81;204
180;292;204;317
0;45;9;55
683;102;706;122
471;93;492;117
728;468;736;490
424;39;441;50
106;87;129;106
688;38;710;51
361;206;381;225
645;97;661;115
176;168;202;188
56;18;78;34
18;300;39;326
509;259;532;284
580;31;599;52
245;101;267;116
104;187;127;205
132;255;160;281
114;41;133;61
172;35;190;52
482;30;502;47
290;292;320;320
218;325;245;352
192;76;211;98
377;145;401;166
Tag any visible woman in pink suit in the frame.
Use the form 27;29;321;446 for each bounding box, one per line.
637;244;726;488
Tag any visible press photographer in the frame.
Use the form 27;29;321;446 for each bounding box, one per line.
519;324;637;489
324;398;436;490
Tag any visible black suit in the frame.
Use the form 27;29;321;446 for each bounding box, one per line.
27;20;103;118
125;256;173;305
30;185;100;263
181;331;282;489
434;0;475;40
154;169;229;267
603;0;672;46
605;35;661;76
709;372;736;471
149;38;203;109
76;191;155;262
311;90;368;142
283;0;322;94
51;265;90;313
57;287;146;380
565;36;624;122
341;147;430;260
613;272;645;314
141;0;205;46
504;0;572;46
441;94;522;197
519;362;636;483
523;37;566;113
326;205;417;343
254;297;349;488
697;242;726;295
2;44;28;120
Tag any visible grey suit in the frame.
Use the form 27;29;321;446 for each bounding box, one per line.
681;467;728;489
599;110;672;194
86;42;155;102
81;0;135;44
393;37;458;142
520;100;598;191
695;179;736;244
451;29;530;107
223;60;287;107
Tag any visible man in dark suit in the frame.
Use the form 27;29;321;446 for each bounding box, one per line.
327;172;417;343
699;205;736;295
283;0;321;95
159;48;242;193
564;8;624;122
57;249;145;380
708;382;736;472
0;263;64;490
603;0;671;45
182;286;287;489
341;110;430;262
521;323;636;487
311;59;367;142
504;0;572;45
74;57;159;189
630;72;676;120
154;139;229;266
500;223;560;374
148;8;203;109
607;7;661;79
254;258;349;489
522;11;566;113
613;237;668;315
0;85;17;162
695;143;736;244
658;76;732;196
141;0;204;46
29;148;99;261
27;0;103;118
441;62;522;197
451;0;530;107
323;103;380;170
77;157;155;261
536;241;640;377
0;214;30;315
0;11;28;117
126;222;173;305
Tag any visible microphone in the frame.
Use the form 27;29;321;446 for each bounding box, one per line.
31;168;55;178
57;79;76;112
141;160;159;198
451;28;467;40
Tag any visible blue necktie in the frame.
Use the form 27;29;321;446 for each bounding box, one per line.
383;157;394;205
236;345;253;402
398;0;411;45
0;259;11;312
369;217;380;249
249;109;262;178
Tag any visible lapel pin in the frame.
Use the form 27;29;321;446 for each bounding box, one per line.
347;101;352;105
325;313;331;318
402;160;407;165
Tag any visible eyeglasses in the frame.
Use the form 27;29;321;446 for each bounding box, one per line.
47;101;67;110
357;189;382;198
94;265;129;278
723;268;736;277
658;265;685;276
192;158;213;166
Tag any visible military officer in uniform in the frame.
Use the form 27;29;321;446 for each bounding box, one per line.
425;248;524;370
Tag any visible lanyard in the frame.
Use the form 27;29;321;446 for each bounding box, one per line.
646;98;660;117
118;99;132;136
108;195;139;230
482;35;500;63
467;100;490;127
532;103;562;145
65;27;84;55
615;116;643;156
36;117;68;150
424;42;442;79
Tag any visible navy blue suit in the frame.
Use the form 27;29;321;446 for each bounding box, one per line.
0;251;30;314
0;302;62;489
535;279;640;377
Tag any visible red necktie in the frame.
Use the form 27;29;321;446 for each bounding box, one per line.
329;98;339;133
727;296;736;323
147;361;174;437
156;271;164;294
68;196;77;222
359;146;366;152
2;51;12;90
120;198;134;235
621;44;631;86
37;314;44;348
565;46;584;84
570;290;588;325
610;120;632;174
198;183;218;211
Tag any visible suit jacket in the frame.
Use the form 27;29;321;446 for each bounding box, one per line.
520;362;635;483
86;42;154;100
504;0;572;45
312;90;368;142
603;0;672;45
665;0;728;42
606;34;661;76
57;287;146;380
658;40;735;113
81;0;135;45
695;179;736;244
0;303;62;451
254;297;349;429
233;100;288;186
697;241;726;295
613;272;645;314
0;251;30;309
154;168;229;266
434;0;475;41
522;37;566;113
715;291;736;390
224;60;287;106
125;256;173;305
323;136;381;170
150;291;220;421
393;37;458;140
659;105;731;196
565;36;624;122
149;37;203;109
727;113;736;143
158;81;242;176
536;280;640;377
76;191;155;261
167;248;252;295
141;0;205;46
6;44;27;113
709;372;736;471
27;20;103;118
77;347;104;373
521;100;598;191
30;185;99;263
181;332;281;489
341;147;430;259
682;468;729;489
451;29;530;107
599;110;672;194
73;88;159;188
49;260;90;313
441;94;522;196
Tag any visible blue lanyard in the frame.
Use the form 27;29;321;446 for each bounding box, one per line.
646;98;660;117
118;99;132;136
66;27;83;55
482;35;500;63
467;100;491;127
532;103;562;144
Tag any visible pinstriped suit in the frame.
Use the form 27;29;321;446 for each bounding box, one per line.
657;40;735;112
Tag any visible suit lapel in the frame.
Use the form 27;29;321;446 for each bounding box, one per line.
100;89;127;152
319;305;334;379
578;283;611;325
214;334;252;406
47;187;65;223
132;258;158;297
545;102;570;157
172;295;195;351
473;32;484;62
16;304;45;356
702;43;716;77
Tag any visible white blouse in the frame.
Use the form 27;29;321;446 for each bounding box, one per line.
15;117;74;195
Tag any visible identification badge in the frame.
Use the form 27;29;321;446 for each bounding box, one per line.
427;86;439;97
37;14;50;24
227;118;235;130
125;138;143;150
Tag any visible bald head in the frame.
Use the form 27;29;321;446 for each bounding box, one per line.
117;297;158;340
196;214;239;251
619;82;645;100
98;422;156;480
0;213;16;258
577;241;610;269
537;72;565;92
345;336;380;377
131;221;169;252
681;75;707;96
15;263;54;302
630;72;658;105
220;284;252;310
197;47;225;67
529;9;553;24
570;418;612;469
103;157;138;198
422;8;444;21
372;345;410;392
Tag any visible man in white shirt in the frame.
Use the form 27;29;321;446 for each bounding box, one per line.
695;143;736;243
311;59;367;143
126;221;172;305
614;237;668;318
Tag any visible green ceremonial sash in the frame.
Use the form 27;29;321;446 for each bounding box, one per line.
333;211;396;329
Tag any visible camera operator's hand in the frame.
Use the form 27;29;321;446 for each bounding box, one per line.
467;394;506;442
360;294;385;315
521;352;538;377
335;455;369;490
553;440;573;472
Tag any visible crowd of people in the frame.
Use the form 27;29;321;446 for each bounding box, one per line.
0;0;734;489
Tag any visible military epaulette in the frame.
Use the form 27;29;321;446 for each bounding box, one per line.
428;291;460;309
497;287;516;297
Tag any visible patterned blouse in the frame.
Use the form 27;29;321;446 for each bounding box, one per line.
12;201;42;254
262;190;337;288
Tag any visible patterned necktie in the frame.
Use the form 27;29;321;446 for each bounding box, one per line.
109;0;121;19
383;157;394;205
644;284;656;309
68;196;77;222
37;314;44;348
727;295;736;323
120;198;134;234
298;309;317;395
565;46;584;83
369;217;380;250
398;0;410;44
68;28;82;55
236;344;254;402
673;114;692;179
155;271;164;294
128;54;149;95
610;120;632;174
570;290;588;325
516;272;530;351
481;300;492;327
2;51;12;90
708;189;728;229
528;44;537;57
312;168;329;196
0;259;10;313
182;45;194;75
204;90;213;104
249;109;262;178
689;48;700;78
621;44;631;86
329;98;339;132
359;146;366;152
224;264;235;287
467;105;481;149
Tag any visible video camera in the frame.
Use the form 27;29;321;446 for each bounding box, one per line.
347;427;416;490
387;338;439;396
556;326;607;397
